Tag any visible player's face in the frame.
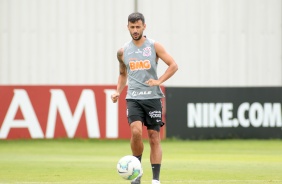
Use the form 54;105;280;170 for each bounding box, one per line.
128;20;146;41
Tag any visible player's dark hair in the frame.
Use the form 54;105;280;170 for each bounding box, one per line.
128;12;145;24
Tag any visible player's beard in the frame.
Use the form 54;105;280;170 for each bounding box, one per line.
131;32;143;41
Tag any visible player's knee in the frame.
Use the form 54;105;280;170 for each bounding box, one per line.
131;126;142;140
148;131;160;146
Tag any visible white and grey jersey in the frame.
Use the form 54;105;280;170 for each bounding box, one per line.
123;38;164;99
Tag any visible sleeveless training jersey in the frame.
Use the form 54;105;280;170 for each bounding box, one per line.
123;38;164;99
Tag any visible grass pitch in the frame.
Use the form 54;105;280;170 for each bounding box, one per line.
0;139;281;184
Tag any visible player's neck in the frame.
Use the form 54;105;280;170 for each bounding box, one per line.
132;36;146;47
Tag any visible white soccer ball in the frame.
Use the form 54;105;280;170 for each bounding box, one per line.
117;155;142;180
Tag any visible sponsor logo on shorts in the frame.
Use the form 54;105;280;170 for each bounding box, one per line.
149;111;161;118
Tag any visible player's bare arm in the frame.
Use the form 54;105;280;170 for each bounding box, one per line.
111;48;127;103
145;42;178;86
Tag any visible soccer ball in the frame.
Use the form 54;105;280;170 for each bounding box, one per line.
117;155;142;180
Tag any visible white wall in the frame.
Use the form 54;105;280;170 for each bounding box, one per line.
0;0;281;86
0;0;133;84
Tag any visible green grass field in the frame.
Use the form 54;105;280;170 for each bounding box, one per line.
0;139;282;184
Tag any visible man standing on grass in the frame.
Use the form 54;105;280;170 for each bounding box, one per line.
111;12;178;184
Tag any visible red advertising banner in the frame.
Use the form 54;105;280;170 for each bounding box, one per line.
0;86;165;140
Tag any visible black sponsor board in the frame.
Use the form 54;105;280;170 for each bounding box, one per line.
165;87;282;139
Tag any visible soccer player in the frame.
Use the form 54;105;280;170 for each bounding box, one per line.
111;12;178;184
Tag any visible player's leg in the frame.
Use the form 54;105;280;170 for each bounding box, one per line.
142;99;163;184
130;121;144;159
127;99;145;161
130;121;144;184
127;99;144;184
148;129;162;184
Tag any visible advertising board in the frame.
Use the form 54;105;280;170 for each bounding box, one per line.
0;86;165;139
166;87;282;139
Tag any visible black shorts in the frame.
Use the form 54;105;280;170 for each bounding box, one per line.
126;99;164;132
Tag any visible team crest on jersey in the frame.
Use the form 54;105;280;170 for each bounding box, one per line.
143;47;151;57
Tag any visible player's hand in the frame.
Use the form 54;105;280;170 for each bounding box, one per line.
111;92;120;103
145;79;161;86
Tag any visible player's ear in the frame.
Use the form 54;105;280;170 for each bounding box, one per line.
143;23;146;30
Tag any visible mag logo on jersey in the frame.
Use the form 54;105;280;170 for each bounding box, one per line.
129;60;151;71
